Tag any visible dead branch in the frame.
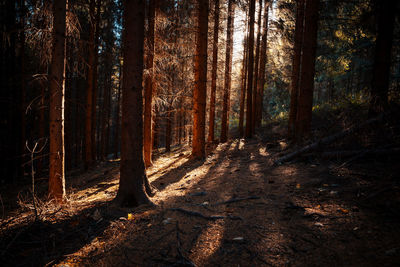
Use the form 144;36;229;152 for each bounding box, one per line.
274;115;384;165
169;208;225;220
213;196;260;206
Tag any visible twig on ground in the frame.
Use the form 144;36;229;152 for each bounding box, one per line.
213;196;260;206
169;208;224;220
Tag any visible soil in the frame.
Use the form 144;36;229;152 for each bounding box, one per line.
1;126;400;266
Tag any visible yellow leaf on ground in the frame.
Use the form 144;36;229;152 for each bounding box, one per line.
127;213;134;220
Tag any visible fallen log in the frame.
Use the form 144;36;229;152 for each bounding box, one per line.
320;147;400;159
274;115;383;165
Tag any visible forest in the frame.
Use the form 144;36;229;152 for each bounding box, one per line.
0;0;399;266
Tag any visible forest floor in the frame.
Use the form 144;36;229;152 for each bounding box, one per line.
1;117;400;266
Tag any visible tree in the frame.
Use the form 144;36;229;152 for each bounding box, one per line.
288;0;305;138
48;0;67;200
220;0;235;143
144;0;156;166
295;0;319;140
115;0;152;207
252;0;263;132
207;0;220;143
255;0;269;128
192;0;209;159
245;0;256;138
239;11;249;138
369;0;396;115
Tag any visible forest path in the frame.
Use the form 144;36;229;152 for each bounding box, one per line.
65;133;399;266
1;130;399;266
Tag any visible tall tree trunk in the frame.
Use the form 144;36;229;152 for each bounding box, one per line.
245;0;256;138
115;0;152;207
239;12;249;138
114;68;121;160
101;52;112;160
192;0;209;159
84;0;95;169
252;0;262;132
295;0;319;140
48;0;67;201
369;0;396;115
207;0;219;143
92;0;101;160
256;0;269;128
220;0;235;143
144;0;156;167
288;0;305;138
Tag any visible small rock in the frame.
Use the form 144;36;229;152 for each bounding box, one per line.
162;218;172;225
233;237;244;241
314;222;324;227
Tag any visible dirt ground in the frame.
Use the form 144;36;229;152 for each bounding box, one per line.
1;127;400;266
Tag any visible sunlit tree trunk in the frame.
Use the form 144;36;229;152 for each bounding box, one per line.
256;0;269;128
192;0;209;159
239;12;249;138
252;0;262;132
207;0;219;143
369;0;396;115
115;0;152;207
144;0;156;166
114;61;122;159
295;0;319;140
245;0;256;138
288;0;305;138
48;0;67;201
220;0;235;143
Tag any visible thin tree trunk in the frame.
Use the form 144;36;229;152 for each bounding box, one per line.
252;0;262;132
92;0;101;160
256;0;269;128
369;0;396;115
220;0;235;143
113;69;121;160
144;0;156;167
295;0;319;140
207;0;219;143
115;0;152;207
192;0;209;159
245;0;256;138
239;11;249;138
48;0;67;201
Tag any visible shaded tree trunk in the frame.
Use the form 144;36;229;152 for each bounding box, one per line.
207;0;219;143
48;0;67;201
256;0;269;128
220;0;235;143
295;0;319;140
239;12;249;138
288;0;305;138
144;0;156;167
115;0;152;207
369;0;396;115
92;0;101;160
192;0;209;159
245;0;256;138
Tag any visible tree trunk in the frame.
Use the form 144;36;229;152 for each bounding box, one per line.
207;0;219;143
245;0;256;138
115;0;152;207
192;0;209;159
295;0;319;140
220;0;235;143
239;12;249;138
252;0;262;132
369;0;396;115
113;68;121;160
144;0;156;167
48;0;67;201
288;0;305;138
92;0;101;160
256;0;269;128
84;0;96;169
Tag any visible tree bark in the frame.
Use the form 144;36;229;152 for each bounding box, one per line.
192;0;209;159
295;0;319;140
239;11;249;138
220;0;235;143
252;0;262;132
115;0;152;207
288;0;305;138
256;0;269;128
369;0;396;115
245;0;256;138
48;0;67;201
207;0;219;143
144;0;156;167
